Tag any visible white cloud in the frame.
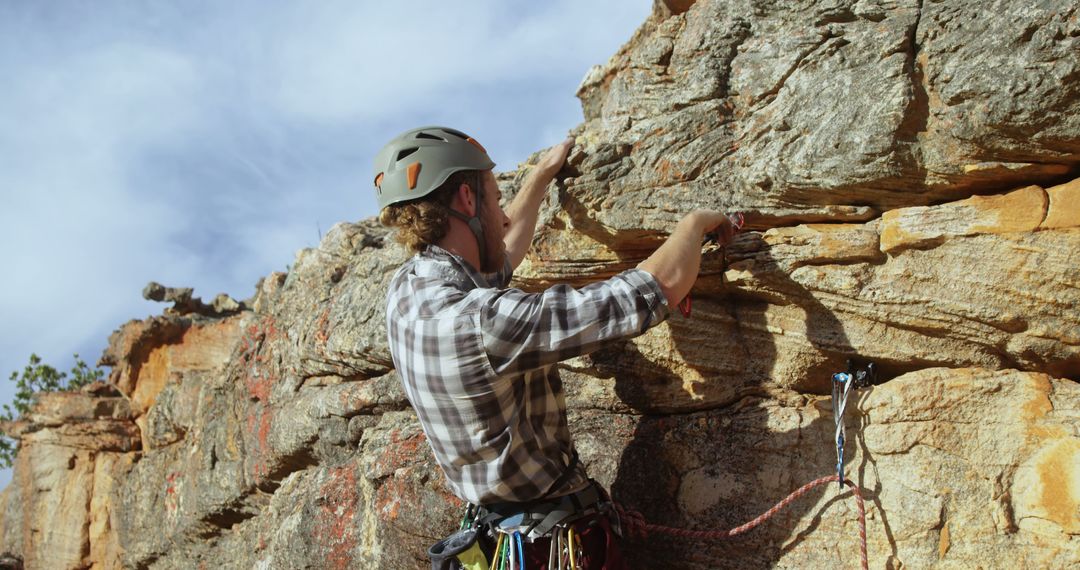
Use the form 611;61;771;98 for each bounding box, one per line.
0;0;652;489
264;1;648;124
0;40;208;359
270;2;497;121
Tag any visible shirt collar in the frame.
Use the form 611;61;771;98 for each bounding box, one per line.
422;245;499;289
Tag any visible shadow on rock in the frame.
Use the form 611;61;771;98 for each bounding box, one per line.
605;231;897;569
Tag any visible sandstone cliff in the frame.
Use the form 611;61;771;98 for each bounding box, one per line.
1;0;1078;568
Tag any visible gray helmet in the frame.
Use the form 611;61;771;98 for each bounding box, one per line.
373;126;495;210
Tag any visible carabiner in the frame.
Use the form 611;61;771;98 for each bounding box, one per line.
556;526;567;570
832;371;853;490
514;531;525;570
490;533;504;570
508;530;516;570
548;527;558;570
460;504;477;530
567;527;579;570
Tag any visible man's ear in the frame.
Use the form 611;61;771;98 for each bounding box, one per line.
455;182;477;217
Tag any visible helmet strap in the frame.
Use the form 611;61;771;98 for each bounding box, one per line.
446;172;488;270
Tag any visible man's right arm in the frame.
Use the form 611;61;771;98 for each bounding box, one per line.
637;210;734;308
476;209;733;376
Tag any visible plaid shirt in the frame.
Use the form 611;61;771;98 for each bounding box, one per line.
385;245;669;504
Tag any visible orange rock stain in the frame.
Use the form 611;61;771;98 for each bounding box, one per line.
1037;439;1080;534
312;464;360;570
245;405;274;483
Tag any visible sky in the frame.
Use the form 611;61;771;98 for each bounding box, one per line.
0;1;652;489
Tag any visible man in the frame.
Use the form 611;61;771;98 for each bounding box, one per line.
376;126;735;569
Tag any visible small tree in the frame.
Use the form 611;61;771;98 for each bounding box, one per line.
0;354;104;468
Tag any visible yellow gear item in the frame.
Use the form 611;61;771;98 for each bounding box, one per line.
456;539;488;570
568;527;579;570
489;533;504;570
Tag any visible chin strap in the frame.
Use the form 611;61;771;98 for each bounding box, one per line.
447;172;488;270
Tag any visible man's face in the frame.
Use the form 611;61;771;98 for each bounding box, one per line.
478;170;509;272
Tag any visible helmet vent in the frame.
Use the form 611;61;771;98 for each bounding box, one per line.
443;129;469;140
396;147;419;161
415;132;445;141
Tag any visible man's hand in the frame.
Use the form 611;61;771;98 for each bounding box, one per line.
692;209;736;245
534;137;574;180
504;137;576;269
638;209;743;308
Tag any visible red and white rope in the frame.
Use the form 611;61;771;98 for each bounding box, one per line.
614;474;868;570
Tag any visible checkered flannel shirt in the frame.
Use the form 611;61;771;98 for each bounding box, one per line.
385;245;670;504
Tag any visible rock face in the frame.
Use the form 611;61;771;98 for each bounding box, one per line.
1;0;1079;568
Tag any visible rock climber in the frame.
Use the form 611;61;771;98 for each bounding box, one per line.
375;126;736;569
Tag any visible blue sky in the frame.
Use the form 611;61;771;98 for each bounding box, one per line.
0;1;651;489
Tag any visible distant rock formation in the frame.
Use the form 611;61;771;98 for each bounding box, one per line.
142;282;248;317
1;1;1077;567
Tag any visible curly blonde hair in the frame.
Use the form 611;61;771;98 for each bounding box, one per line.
378;171;478;253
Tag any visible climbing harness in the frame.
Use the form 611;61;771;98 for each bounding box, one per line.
431;480;611;570
678;212;745;318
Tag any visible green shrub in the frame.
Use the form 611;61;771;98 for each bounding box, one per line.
0;354;104;468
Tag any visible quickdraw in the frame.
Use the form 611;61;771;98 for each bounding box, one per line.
831;360;877;490
452;504;592;570
475;523;582;570
547;525;581;570
678;212;745;318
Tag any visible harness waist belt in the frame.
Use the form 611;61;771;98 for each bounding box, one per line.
478;484;604;540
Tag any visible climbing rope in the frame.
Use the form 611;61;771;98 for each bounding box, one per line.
613;474;868;570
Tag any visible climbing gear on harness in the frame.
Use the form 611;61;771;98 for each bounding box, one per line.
831;360;877;490
427;526;488;570
678;211;745;317
514;531;525;569
568;527;580;570
490;533;504;570
432;477;611;569
508;531;517;569
542;522;587;570
482;481;603;540
373;126;495;267
548;526;561;569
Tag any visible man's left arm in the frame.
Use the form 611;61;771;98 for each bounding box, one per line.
503;138;573;269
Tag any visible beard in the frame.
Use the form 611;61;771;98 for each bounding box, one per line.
480;224;506;273
478;208;506;273
474;173;507;273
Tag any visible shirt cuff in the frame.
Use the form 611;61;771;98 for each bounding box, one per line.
617;268;671;327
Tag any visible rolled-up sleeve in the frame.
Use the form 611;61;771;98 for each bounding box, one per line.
478;268;670;375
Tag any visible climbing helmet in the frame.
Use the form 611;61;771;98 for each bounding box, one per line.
372;126;495;210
